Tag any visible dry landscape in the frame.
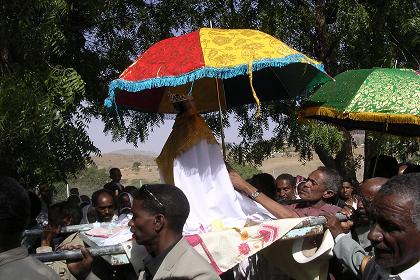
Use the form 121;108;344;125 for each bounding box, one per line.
92;147;364;186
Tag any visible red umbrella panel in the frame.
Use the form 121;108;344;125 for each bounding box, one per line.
106;28;330;114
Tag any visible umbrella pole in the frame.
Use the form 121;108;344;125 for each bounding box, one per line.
215;78;226;159
371;120;391;177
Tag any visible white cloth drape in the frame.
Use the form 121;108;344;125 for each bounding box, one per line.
170;140;274;234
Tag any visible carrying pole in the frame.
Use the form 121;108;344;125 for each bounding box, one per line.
23;222;113;237
34;245;126;262
32;214;347;262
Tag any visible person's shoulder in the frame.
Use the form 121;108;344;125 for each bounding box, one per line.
285;203;298;209
103;182;117;190
171;239;221;279
321;203;342;213
28;255;60;279
61;232;84;247
1;255;60;280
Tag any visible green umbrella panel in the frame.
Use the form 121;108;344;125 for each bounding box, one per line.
299;68;420;137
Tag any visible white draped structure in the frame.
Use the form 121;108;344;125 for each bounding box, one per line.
171;140;274;234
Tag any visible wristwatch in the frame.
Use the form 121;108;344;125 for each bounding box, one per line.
249;190;261;200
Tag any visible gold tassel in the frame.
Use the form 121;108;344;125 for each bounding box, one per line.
248;62;261;118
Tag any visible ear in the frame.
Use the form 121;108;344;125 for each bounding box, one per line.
154;214;165;231
323;190;335;199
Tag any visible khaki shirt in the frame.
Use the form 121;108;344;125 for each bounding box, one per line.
0;246;59;279
36;232;84;280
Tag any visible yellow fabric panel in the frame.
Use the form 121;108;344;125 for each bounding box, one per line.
156;109;218;185
199;28;320;68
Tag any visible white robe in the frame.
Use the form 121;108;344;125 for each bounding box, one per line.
170;140;274;234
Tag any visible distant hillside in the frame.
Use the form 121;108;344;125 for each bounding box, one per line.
93;152;157;170
106;149;157;156
91;147;364;187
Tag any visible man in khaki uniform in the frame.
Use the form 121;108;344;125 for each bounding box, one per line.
68;184;221;280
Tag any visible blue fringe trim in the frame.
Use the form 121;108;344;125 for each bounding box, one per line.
105;53;326;108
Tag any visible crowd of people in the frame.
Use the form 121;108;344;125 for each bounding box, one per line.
0;154;419;280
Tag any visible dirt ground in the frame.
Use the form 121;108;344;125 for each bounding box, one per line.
93;147;364;186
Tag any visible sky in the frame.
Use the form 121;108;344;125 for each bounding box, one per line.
88;115;245;154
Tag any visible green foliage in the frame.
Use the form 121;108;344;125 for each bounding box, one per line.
367;132;420;163
228;162;261;180
55;165;109;200
131;161;142;171
0;0;102;186
290;120;344;162
0;66;99;186
1;0;418;185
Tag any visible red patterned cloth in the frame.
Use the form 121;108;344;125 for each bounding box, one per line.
121;31;205;81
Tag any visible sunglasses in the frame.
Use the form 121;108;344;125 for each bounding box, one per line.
141;185;165;214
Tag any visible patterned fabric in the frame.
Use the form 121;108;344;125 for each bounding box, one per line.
121;30;204;82
106;28;329;114
184;218;303;273
199;28;319;68
299;68;420;136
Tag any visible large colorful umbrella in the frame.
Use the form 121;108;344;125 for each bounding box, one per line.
105;28;330;114
299;68;420;136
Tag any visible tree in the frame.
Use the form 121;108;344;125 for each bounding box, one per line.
0;1;104;186
102;0;418;179
229;162;261;180
55;165;109;200
1;0;418;186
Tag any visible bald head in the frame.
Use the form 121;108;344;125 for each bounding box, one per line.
356;177;388;225
360;177;388;199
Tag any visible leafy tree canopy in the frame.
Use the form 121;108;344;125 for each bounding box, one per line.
1;0;418;186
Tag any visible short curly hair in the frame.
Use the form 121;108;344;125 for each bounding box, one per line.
134;184;190;233
378;173;420;230
316;166;342;194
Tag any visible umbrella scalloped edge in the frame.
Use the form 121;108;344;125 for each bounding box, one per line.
299;106;420;126
104;54;326;109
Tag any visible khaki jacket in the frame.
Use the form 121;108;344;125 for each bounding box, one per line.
0;246;59;280
87;238;220;280
36;232;84;280
138;238;220;280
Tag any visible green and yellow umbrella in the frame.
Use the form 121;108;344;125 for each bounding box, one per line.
299;68;420;136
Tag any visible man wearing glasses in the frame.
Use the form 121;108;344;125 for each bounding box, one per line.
68;184;221;280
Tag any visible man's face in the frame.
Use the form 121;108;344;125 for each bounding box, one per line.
276;179;295;200
339;182;353;199
368;194;420;272
299;170;327;202
129;200;159;246
39;184;53;203
119;194;131;209
357;180;381;223
95;194;115;222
